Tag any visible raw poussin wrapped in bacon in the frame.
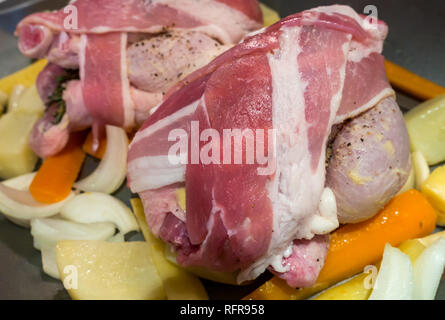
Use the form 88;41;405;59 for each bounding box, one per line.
126;5;411;287
15;0;263;158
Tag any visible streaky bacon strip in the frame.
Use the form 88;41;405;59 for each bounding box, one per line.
127;74;212;190
336;52;393;123
80;32;134;128
16;1;204;34
127;5;394;286
16;0;262;42
183;53;274;270
166;6;384;100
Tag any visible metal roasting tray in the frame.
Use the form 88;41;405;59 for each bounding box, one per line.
0;0;444;300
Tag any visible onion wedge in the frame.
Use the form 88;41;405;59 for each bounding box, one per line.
0;173;74;227
75;126;128;194
369;243;414;300
3;172;36;190
413;238;445;300
31;218;117;279
60;192;139;235
1;173;37;227
41;246;60;279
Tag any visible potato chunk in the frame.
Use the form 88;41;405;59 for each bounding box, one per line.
0;90;7;114
0;60;47;95
0;112;40;179
0;83;45;179
55;240;165;300
130;199;209;299
15;85;45;115
421;166;445;226
405;95;445;165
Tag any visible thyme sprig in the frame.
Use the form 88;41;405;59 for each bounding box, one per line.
46;69;79;124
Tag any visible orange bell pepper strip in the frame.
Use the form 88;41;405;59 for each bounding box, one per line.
29;132;87;204
82;129;136;160
245;190;437;300
82;130;107;160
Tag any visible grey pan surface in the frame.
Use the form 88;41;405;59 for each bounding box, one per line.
0;0;444;300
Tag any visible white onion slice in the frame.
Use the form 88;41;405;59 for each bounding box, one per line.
60;192;139;235
413;239;445;300
418;230;445;247
0;173;74;227
369;243;414;300
30;218;116;250
1;173;37;227
2;173;36;190
75;125;128;194
31;218;117;279
5;217;31;228
41;246;60;279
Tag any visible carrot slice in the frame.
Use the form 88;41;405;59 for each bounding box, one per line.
385;60;445;101
82;130;107;160
82;130;136;160
29;132;87;204
244;190;437;300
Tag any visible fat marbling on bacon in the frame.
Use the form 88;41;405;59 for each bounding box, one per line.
126;5;409;287
15;0;263;158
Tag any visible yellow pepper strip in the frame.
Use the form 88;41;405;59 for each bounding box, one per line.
0;60;47;95
260;3;281;27
313;273;372;300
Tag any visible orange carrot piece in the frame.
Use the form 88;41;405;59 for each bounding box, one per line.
385;60;445;101
127;130;136;143
245;190;437;300
29;132;87;204
82;130;136;160
82;131;107;160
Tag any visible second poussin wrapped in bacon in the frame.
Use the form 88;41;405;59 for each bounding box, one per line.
15;0;263;158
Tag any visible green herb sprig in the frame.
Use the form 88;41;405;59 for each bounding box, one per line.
46;69;79;125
